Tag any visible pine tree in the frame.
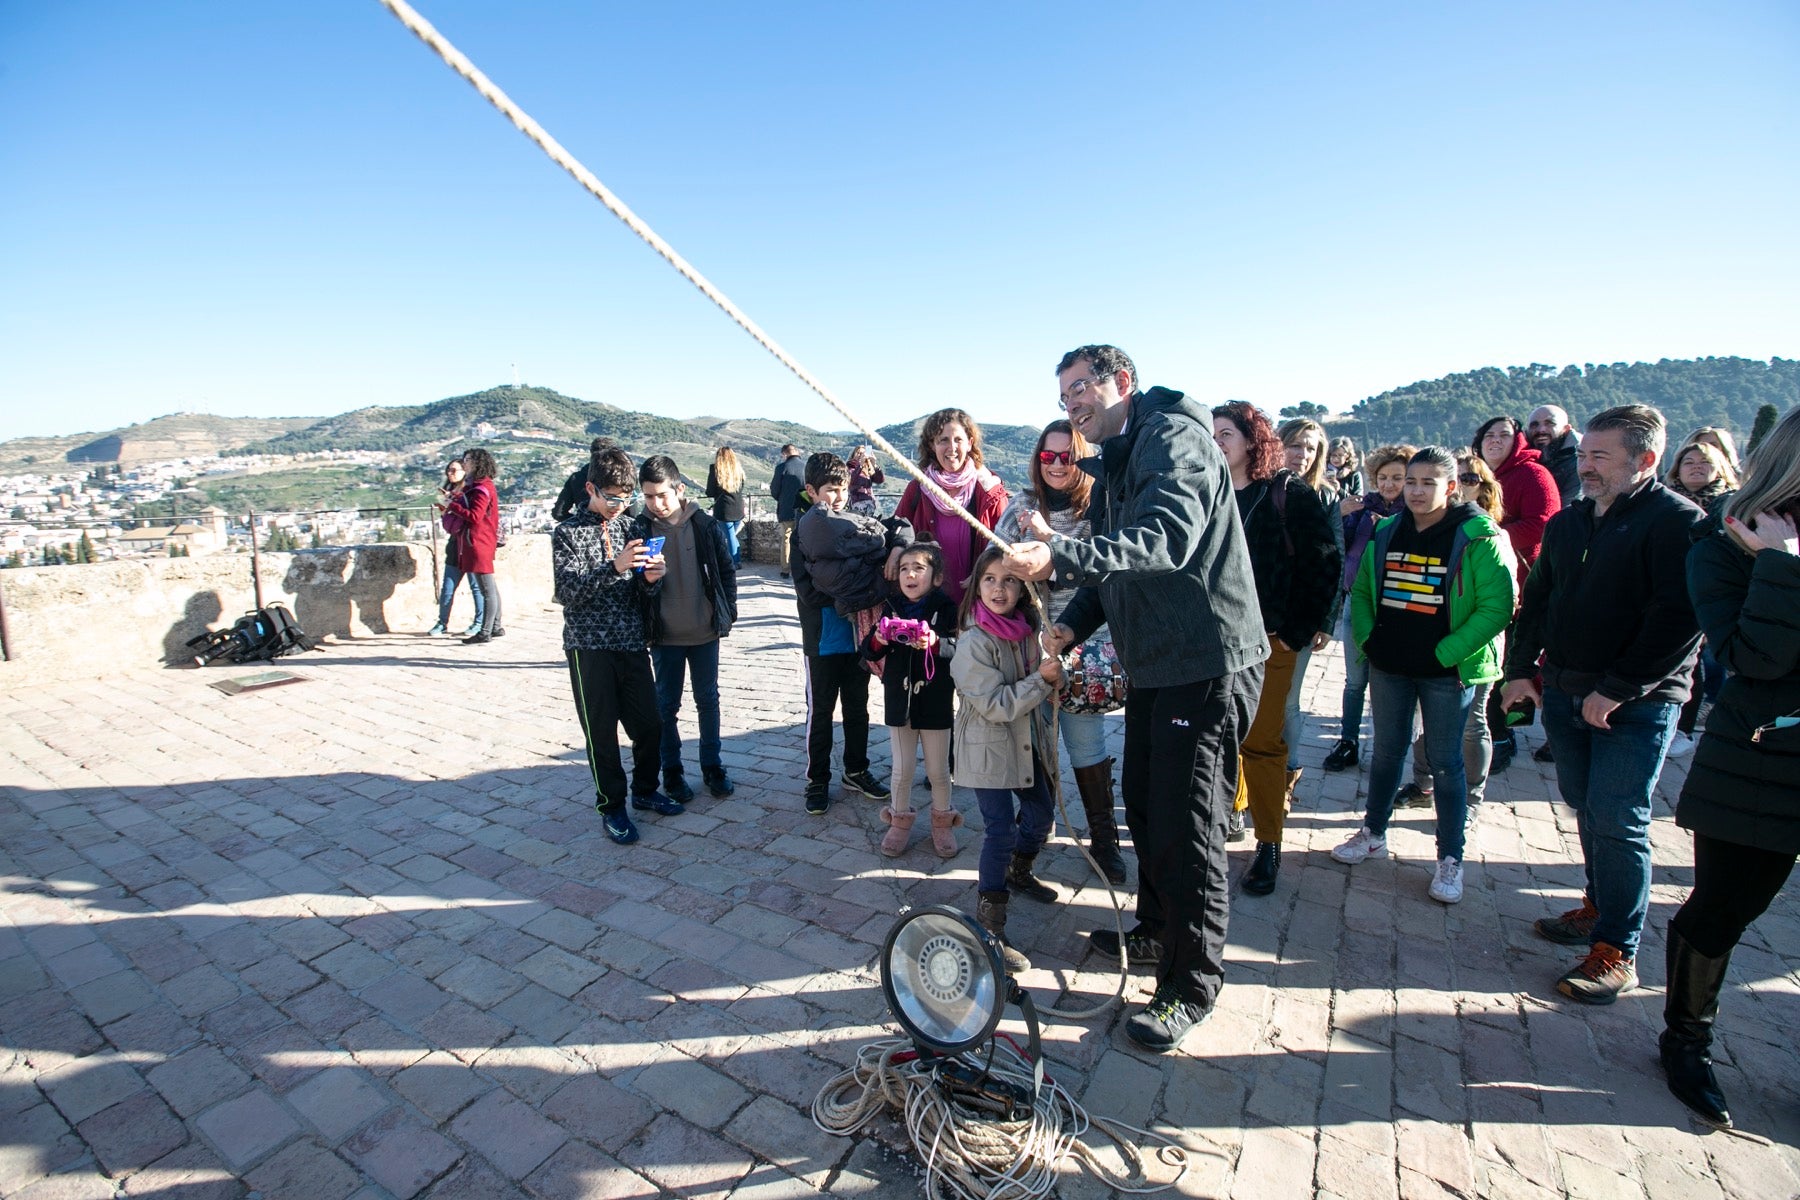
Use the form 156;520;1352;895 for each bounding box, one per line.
77;532;95;564
1747;404;1779;456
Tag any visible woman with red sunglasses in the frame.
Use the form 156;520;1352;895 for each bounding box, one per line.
996;419;1131;884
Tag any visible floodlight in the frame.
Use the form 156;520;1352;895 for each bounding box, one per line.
880;905;1006;1056
880;904;1044;1121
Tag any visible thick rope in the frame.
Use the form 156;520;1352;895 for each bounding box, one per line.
375;0;997;549
812;1038;1191;1198
376;0;1126;1017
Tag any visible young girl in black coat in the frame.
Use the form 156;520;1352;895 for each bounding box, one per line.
862;543;961;857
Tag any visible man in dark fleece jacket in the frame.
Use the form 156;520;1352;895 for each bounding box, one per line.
1527;405;1582;510
1009;344;1267;1054
1501;405;1704;1007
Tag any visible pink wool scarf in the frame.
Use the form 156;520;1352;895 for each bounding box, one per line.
974;603;1032;643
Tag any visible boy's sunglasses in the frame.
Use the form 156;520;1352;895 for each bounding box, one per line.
1037;449;1074;465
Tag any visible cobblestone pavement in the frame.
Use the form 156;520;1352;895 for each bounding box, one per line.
2;564;1797;1199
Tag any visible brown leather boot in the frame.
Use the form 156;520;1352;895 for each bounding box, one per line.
1073;758;1127;885
975;890;1030;974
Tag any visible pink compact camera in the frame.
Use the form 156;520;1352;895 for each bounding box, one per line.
878;616;931;646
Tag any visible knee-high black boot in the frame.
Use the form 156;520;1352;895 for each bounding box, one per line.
1073;758;1127;885
1660;921;1733;1127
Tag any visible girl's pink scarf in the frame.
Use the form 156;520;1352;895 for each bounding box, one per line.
974;603;1032;643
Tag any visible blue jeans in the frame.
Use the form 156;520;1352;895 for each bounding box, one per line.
1365;668;1473;862
1541;687;1677;958
1057;708;1109;770
1411;680;1494;803
721;520;742;568
652;641;723;776
974;757;1054;893
436;559;485;629
1336;603;1370;742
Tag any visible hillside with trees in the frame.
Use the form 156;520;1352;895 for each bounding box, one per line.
1344;357;1797;449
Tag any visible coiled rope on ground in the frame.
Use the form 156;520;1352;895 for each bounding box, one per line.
811;1037;1190;1199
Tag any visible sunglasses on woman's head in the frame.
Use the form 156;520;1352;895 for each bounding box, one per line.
1037;449;1074;465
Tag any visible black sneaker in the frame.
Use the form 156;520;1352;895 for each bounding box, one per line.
600;808;640;845
804;782;831;815
1533;742;1555;764
631;790;685;817
663;773;695;804
489;627;506;639
842;769;891;801
1125;985;1208;1053
1489;737;1517;774
462;631;492;645
1323;739;1359;771
1397;782;1435;809
703;766;735;797
1089;925;1163;965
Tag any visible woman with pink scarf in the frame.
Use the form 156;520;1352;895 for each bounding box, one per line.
893;408;1009;603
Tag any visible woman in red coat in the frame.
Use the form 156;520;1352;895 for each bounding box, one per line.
445;447;504;644
1472;416;1559;770
1473;416;1559;576
892;408;1009;603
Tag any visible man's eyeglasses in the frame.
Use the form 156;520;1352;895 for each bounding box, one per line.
1037;449;1074;465
595;491;636;508
1457;473;1481;485
1057;376;1101;411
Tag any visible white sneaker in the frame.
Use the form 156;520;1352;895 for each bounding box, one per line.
1429;856;1464;904
1331;827;1388;864
1666;731;1696;759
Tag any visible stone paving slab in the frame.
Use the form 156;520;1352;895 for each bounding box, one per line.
1;564;1797;1197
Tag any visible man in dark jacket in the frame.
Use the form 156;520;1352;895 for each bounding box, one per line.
769;445;807;578
554;438;618;521
1527;405;1581;510
1501;405;1704;1006
1010;344;1268;1054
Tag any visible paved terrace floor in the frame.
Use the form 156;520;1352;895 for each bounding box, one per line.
2;564;1797;1200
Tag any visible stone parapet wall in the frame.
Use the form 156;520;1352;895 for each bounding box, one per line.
0;538;552;683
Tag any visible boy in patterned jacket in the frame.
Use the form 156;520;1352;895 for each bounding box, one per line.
553;447;685;844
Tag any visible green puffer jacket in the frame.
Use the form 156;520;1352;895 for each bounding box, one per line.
1351;508;1516;685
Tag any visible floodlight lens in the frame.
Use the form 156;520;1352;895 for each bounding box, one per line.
880;907;1004;1054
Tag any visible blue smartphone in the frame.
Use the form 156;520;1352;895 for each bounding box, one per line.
638;536;666;572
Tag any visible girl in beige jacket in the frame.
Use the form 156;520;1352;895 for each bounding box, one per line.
951;544;1063;973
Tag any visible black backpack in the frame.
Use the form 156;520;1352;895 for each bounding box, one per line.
187;604;317;666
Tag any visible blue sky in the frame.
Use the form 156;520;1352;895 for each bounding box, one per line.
2;1;1796;441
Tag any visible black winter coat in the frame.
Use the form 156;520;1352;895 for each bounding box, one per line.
770;457;807;521
1541;431;1581;510
861;590;959;729
1235;471;1342;651
704;466;746;522
1677;534;1800;854
1507;479;1704;705
1053;387;1268;688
